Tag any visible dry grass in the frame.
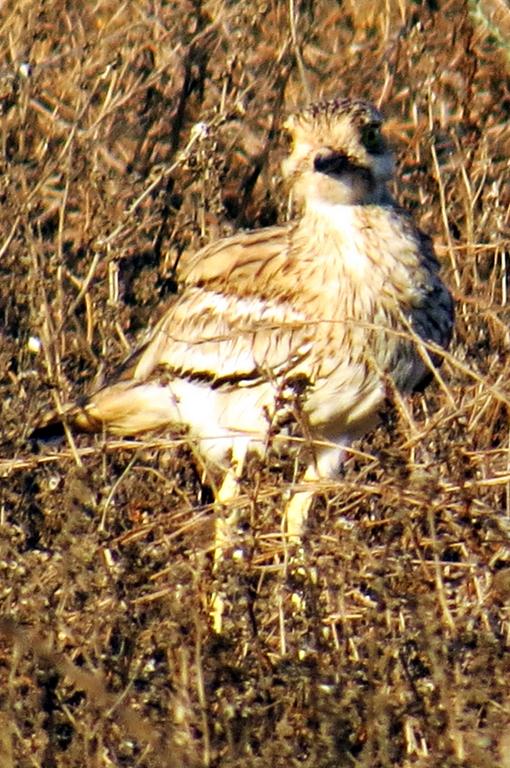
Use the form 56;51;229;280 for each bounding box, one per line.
1;0;510;766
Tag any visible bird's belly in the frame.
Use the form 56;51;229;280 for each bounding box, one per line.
168;378;275;463
306;368;385;442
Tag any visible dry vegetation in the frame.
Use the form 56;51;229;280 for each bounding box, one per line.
1;0;510;766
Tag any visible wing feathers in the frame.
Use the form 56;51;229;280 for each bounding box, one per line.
184;224;293;288
131;287;314;388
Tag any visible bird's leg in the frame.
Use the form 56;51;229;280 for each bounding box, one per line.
214;441;249;564
210;440;248;633
284;463;318;543
284;443;347;544
283;445;347;618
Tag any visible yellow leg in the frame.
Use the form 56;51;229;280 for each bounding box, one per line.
210;442;247;633
213;467;241;568
284;463;318;543
284;444;346;544
285;489;314;541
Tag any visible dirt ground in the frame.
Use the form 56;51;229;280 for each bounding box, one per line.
1;1;510;766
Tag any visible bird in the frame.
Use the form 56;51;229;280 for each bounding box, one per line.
32;96;454;627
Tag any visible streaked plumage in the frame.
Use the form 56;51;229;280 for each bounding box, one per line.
33;97;454;567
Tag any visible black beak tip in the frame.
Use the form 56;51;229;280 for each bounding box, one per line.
313;151;349;175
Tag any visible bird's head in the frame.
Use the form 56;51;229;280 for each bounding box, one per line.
282;97;394;207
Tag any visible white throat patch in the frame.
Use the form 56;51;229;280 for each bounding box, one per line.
306;199;370;278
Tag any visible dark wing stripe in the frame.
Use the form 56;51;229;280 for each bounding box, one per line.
175;366;263;390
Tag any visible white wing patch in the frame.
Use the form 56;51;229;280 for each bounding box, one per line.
134;288;314;386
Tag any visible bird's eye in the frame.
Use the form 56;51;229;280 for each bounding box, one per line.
361;124;384;154
281;127;294;152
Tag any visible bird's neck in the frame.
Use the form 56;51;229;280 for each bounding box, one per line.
299;199;373;279
296;196;415;291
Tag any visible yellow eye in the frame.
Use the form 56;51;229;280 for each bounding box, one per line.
361;124;384;154
281;126;294;153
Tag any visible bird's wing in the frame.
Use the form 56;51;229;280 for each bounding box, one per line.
117;223;317;390
183;224;293;289
414;225;455;351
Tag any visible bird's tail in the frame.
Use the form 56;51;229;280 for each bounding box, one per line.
30;400;105;442
30;379;179;441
